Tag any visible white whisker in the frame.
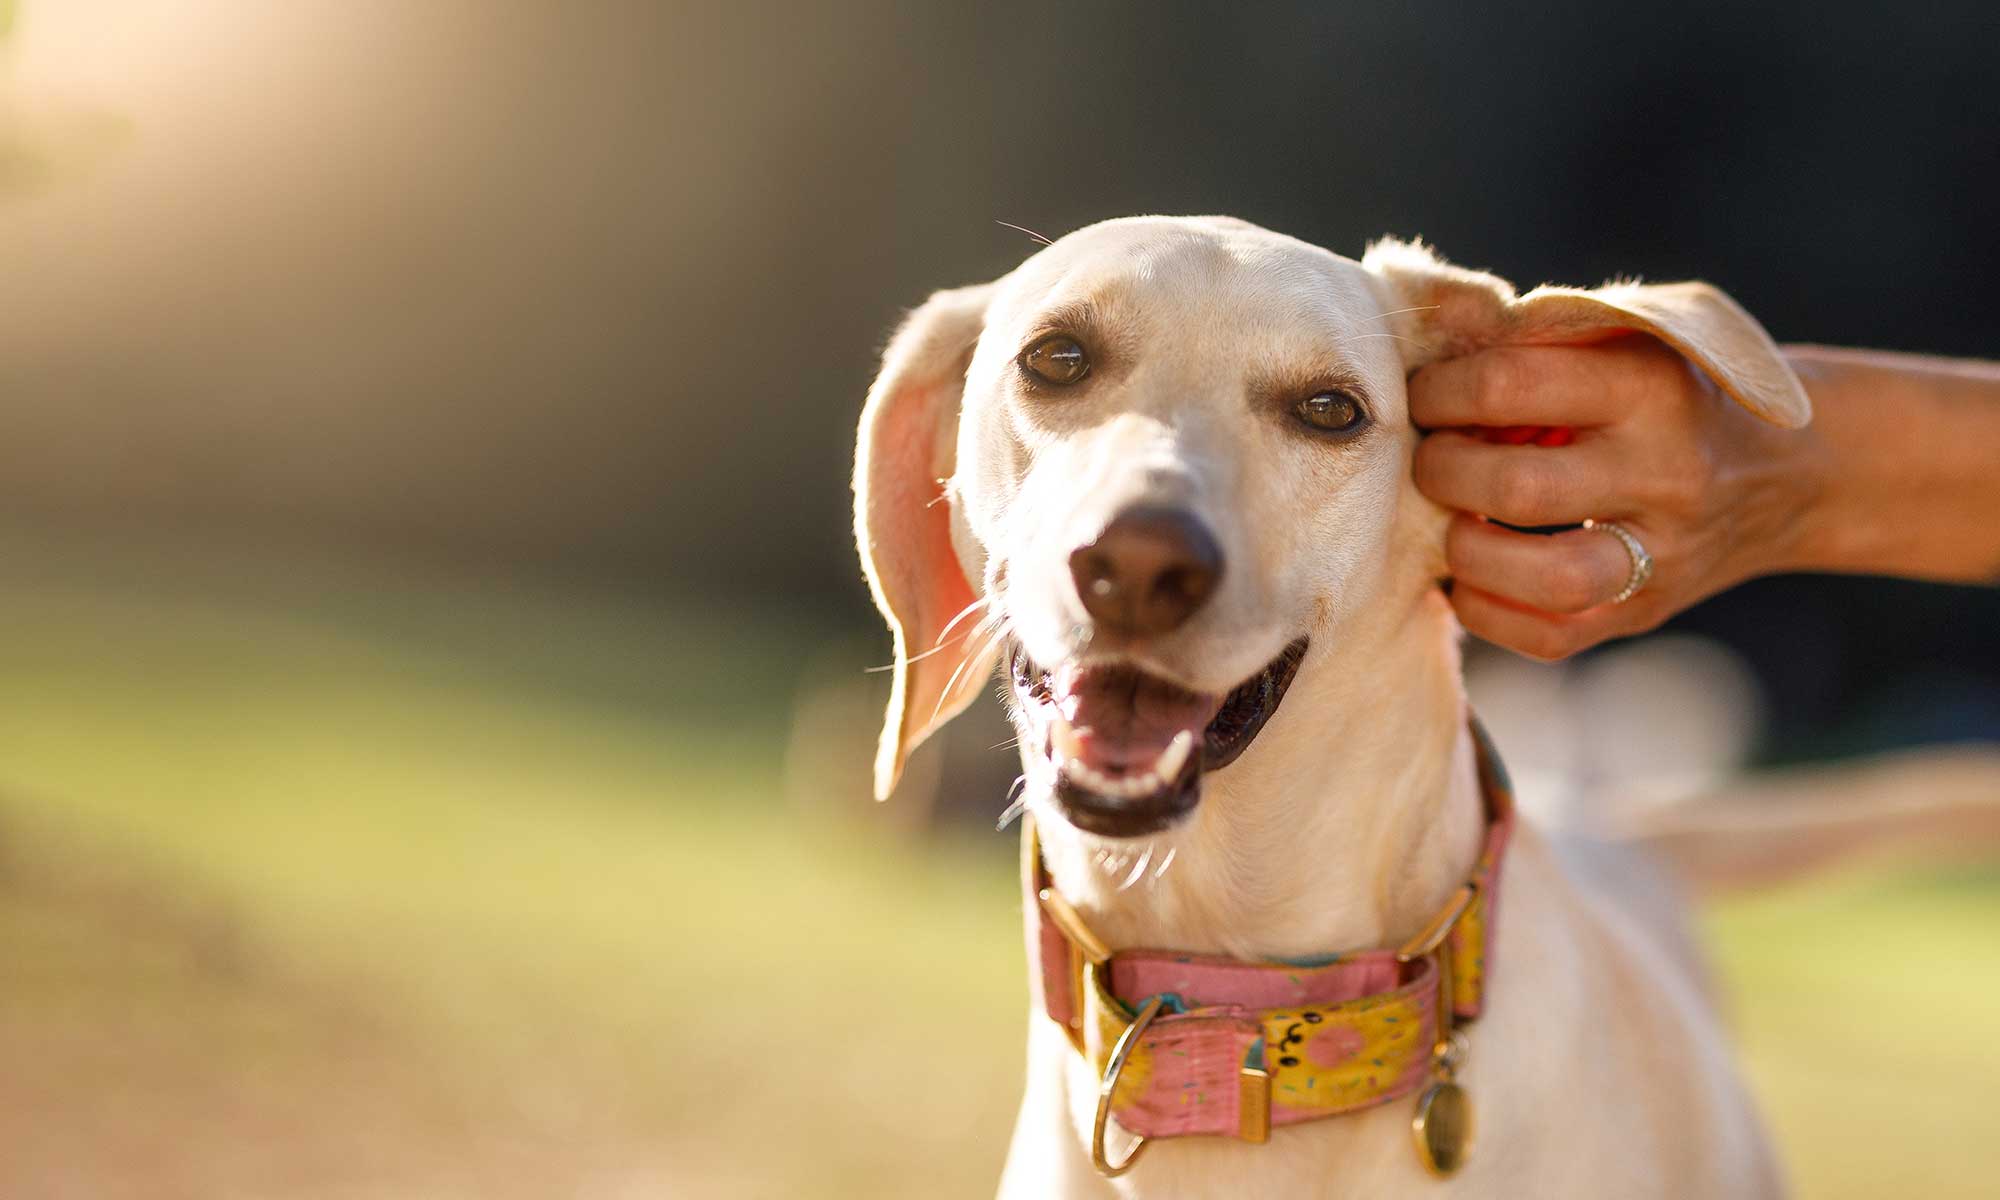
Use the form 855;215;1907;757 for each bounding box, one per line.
929;613;1011;722
1119;844;1154;892
1338;330;1421;347
1151;846;1178;881
933;595;992;646
932;634;992;718
995;776;1029;830
863;597;992;673
869;639;954;672
1360;303;1440;324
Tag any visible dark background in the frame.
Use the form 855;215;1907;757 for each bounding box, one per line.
3;0;1996;758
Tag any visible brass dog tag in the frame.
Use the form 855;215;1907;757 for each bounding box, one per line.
1411;1079;1473;1177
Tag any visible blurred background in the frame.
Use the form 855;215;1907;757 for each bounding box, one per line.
1;1;1996;1196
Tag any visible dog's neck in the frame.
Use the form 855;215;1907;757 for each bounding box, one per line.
1033;589;1483;964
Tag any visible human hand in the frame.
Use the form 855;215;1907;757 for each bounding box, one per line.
1409;335;1823;661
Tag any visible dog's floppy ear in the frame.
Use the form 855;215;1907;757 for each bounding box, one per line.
1362;238;1810;428
853;282;1000;801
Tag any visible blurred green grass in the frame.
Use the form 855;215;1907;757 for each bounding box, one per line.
0;532;1992;1197
1705;871;2000;1198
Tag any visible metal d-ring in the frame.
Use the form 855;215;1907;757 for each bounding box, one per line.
1091;994;1165;1177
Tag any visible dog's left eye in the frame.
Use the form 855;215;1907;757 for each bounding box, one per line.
1022;335;1090;386
1295;390;1367;434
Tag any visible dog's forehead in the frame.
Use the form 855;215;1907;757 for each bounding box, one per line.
993;217;1383;337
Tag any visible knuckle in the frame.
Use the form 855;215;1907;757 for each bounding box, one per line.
1542;553;1603;612
1473;350;1528;420
1494;458;1559;520
1628;346;1681;404
1651;447;1712;512
1622;599;1670;637
1521;624;1575;662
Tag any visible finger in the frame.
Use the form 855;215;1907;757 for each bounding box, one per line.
1444;515;1637;614
1412;432;1623;526
1407;345;1631;430
1449;583;1633;662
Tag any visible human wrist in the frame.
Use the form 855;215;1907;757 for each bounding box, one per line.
1777;345;1929;577
1778;345;2000;582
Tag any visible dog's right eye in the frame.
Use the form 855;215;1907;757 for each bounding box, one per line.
1021;335;1090;386
1294;389;1368;435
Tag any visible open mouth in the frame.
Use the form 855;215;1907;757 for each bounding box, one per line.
1007;637;1309;838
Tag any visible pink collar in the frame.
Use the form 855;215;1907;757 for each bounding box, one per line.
1024;719;1516;1176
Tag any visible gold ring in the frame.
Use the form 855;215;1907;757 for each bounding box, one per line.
1582;518;1653;604
1091;994;1164;1177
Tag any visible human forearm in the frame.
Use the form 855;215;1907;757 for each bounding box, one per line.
1782;346;2000;584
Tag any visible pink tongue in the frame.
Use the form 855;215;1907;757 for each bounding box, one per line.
1054;664;1221;774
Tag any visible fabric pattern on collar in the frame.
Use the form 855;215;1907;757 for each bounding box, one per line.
1027;717;1516;1144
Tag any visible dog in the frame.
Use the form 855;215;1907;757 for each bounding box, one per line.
852;216;1814;1197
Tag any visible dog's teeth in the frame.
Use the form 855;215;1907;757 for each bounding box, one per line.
1154;730;1193;781
1067;761;1111;793
1051;718;1085;766
1066;760;1158;799
1060;752;1179;801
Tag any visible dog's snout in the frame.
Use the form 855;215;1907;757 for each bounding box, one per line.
1068;506;1224;637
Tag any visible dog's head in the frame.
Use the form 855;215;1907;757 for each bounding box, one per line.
855;217;1805;840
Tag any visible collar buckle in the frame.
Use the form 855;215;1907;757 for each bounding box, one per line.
1395;883;1477;963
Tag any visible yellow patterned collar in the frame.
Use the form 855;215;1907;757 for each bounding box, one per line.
1024;718;1516;1179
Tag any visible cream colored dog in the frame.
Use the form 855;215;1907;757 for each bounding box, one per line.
853;216;1811;1198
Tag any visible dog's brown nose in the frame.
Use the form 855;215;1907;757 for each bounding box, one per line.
1069;506;1224;638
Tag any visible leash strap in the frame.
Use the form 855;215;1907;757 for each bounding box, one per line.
1026;718;1516;1144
